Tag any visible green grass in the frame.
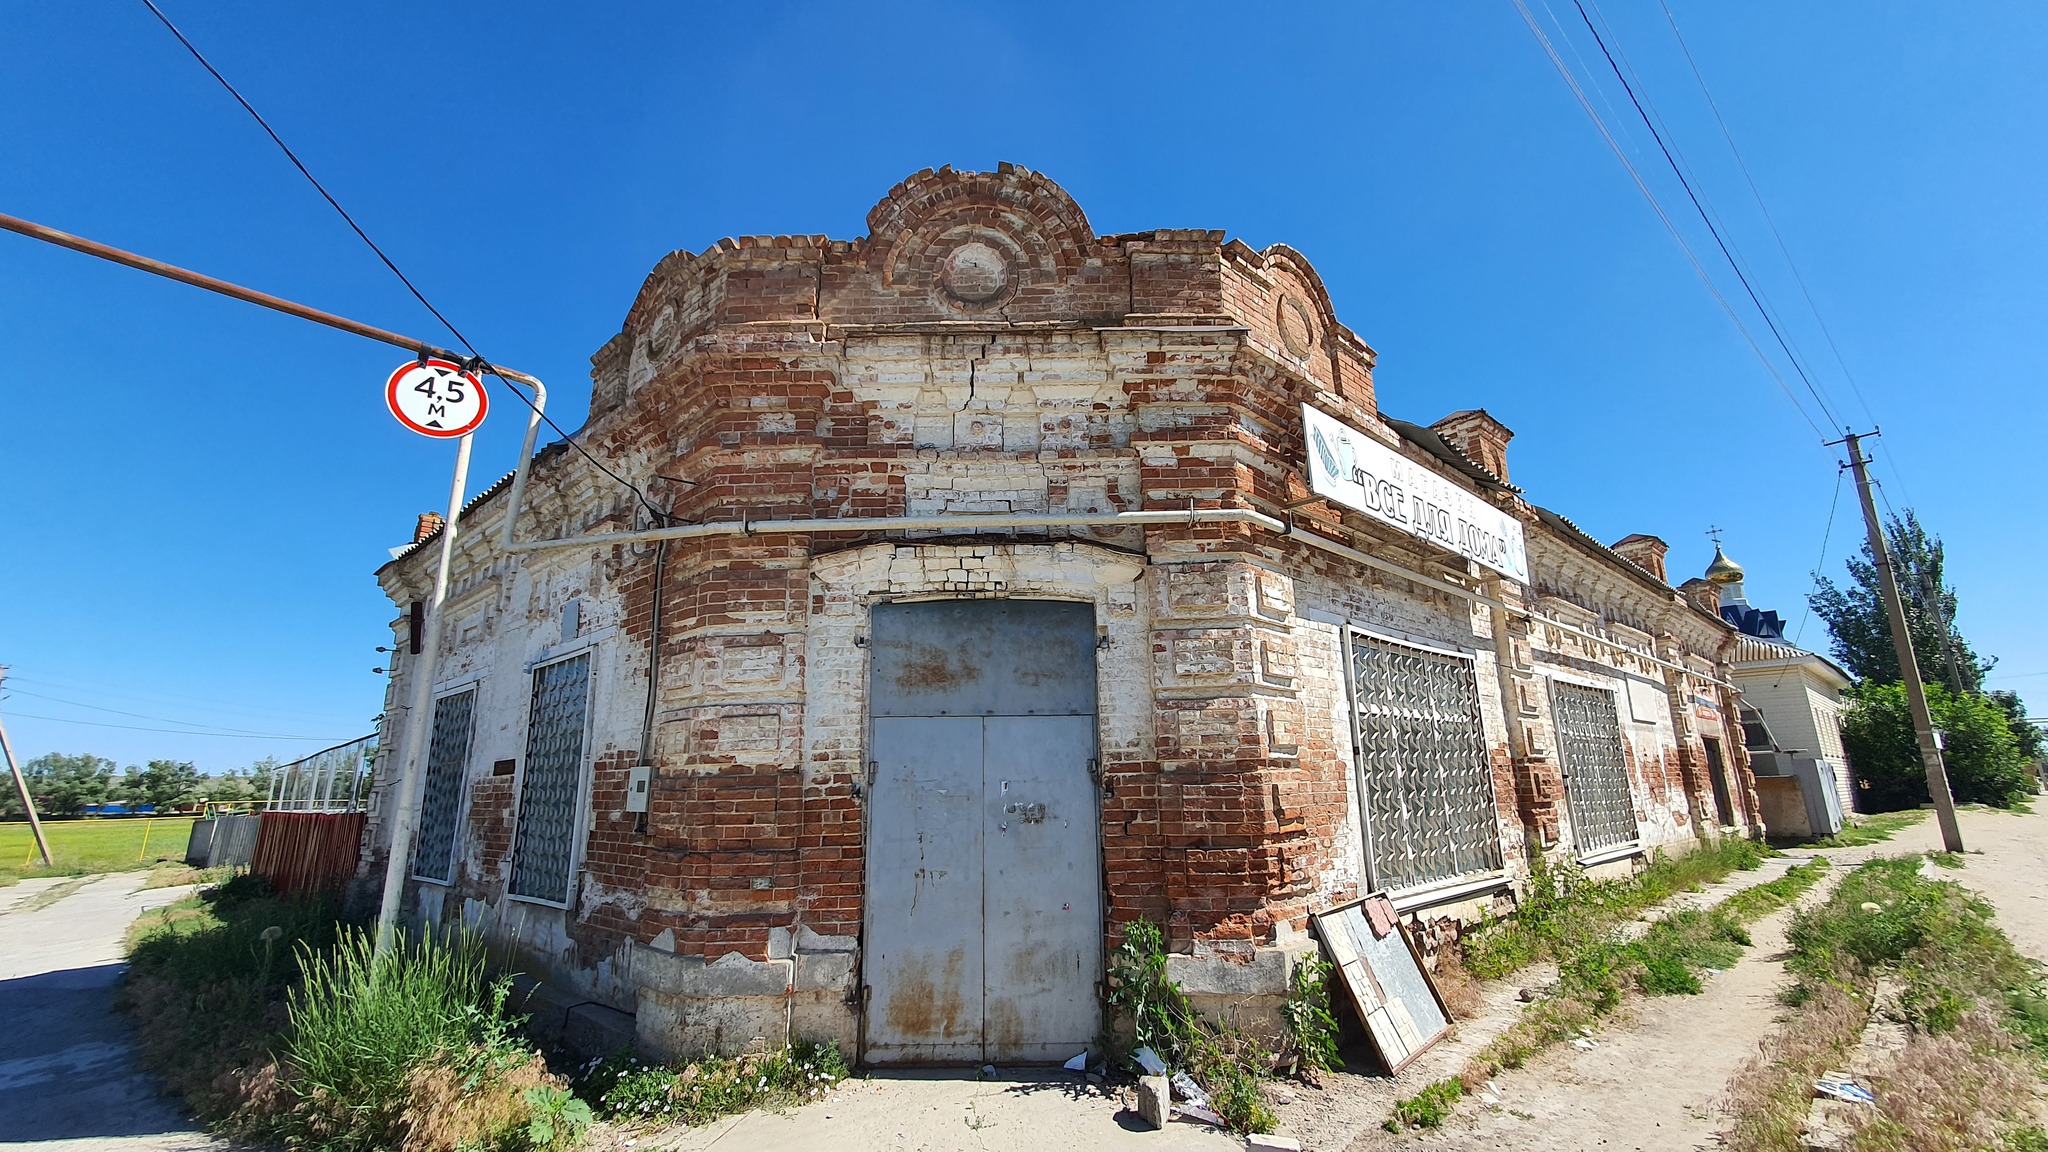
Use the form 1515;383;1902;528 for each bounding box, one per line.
1386;1077;1463;1131
1726;856;2048;1152
572;1042;849;1128
1806;809;1926;848
1460;851;1830;1090
0;816;196;885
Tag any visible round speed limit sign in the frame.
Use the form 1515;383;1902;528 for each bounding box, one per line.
386;358;488;438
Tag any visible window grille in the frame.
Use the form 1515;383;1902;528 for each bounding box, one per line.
509;654;591;903
1550;680;1640;855
413;688;475;883
1346;631;1502;891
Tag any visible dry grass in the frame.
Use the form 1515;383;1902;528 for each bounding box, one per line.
1720;979;1870;1152
1851;1012;2037;1152
398;1049;561;1152
1432;946;1485;1021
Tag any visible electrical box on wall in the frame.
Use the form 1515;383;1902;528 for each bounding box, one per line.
625;764;652;813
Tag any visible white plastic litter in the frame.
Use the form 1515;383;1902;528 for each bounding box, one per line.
1063;1052;1089;1071
1174;1102;1226;1127
1571;1037;1597;1051
1171;1071;1212;1108
1134;1047;1169;1076
1814;1073;1876;1104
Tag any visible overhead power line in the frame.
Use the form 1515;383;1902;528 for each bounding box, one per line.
138;0;670;524
1565;0;1845;435
1508;0;1829;440
2;711;349;741
2;686;352;739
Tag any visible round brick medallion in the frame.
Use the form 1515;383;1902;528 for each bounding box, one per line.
1277;295;1317;358
940;241;1010;304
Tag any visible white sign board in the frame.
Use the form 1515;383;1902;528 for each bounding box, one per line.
1303;403;1529;583
386;358;488;438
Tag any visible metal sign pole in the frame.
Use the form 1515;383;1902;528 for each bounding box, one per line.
373;432;473;960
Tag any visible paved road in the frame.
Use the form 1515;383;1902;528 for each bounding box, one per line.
0;873;218;1151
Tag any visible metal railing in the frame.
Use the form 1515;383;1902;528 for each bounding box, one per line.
266;734;377;812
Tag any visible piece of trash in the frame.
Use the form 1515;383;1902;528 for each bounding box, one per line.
1860;902;1883;913
1571;1037;1597;1050
1171;1071;1212;1109
1063;1051;1089;1071
1275;1090;1294;1105
1134;1046;1169;1076
1704;967;1723;975
1814;1073;1875;1104
1173;1101;1226;1127
980;1064;996;1079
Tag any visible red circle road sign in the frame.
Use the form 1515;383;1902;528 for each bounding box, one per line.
386;359;488;438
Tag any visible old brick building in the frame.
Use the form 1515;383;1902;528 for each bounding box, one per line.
366;165;1759;1064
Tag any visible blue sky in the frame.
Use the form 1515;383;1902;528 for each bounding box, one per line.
3;2;2042;772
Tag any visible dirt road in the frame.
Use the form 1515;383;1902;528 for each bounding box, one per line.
0;872;217;1151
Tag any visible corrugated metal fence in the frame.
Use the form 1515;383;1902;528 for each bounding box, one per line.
184;814;262;869
249;812;366;897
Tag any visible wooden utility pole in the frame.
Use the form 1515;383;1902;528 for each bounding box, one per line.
0;668;54;868
1839;432;1964;852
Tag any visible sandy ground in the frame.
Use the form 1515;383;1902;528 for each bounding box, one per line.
0;872;217;1152
1324;805;2046;1152
599;1069;1243;1152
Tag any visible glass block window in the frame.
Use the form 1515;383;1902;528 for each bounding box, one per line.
1347;631;1503;891
412;688;475;883
1550;680;1640;855
509;654;591;903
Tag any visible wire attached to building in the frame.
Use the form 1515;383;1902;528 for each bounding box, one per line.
137;0;671;526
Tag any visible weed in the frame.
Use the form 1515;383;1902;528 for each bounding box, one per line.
1283;954;1341;1074
572;1040;849;1128
523;1085;594;1148
1102;919;1275;1133
1386;1077;1462;1130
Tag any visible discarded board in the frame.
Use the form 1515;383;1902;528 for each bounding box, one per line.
1310;892;1452;1074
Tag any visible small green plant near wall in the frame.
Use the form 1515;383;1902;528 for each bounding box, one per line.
571;1040;849;1128
1283;953;1342;1074
1103;919;1277;1133
1386;1077;1462;1131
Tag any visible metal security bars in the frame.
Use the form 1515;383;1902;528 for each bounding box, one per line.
1346;631;1502;892
1550;680;1640;856
413;689;475;884
509;654;591;903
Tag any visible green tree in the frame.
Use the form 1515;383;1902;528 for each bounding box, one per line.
1809;510;1989;691
1840;682;2034;811
19;752;116;816
123;759;203;810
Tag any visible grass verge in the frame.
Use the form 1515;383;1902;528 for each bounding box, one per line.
1458;847;1829;1090
1807;810;1928;849
123;874;578;1151
1;816;197;885
1722;854;2048;1152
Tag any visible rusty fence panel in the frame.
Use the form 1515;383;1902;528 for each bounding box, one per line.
251;811;367;897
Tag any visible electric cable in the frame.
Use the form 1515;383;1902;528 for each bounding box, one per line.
1786;465;1845;651
2;687;351;739
1655;0;1879;433
1509;0;1828;439
1565;0;1846;435
0;711;349;741
138;0;671;525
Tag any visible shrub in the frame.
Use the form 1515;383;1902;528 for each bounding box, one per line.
1102;920;1275;1133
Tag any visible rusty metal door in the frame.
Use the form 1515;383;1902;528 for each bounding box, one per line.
863;600;1100;1065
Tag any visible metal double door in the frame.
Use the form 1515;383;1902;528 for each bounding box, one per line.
862;600;1102;1065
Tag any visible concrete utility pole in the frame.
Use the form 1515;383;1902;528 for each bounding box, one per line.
1839;431;1964;853
0;668;55;868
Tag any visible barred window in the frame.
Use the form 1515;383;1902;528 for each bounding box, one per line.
509;654;591;903
412;688;475;883
1550;680;1640;855
1346;631;1502;891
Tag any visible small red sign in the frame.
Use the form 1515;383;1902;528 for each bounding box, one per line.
386;359;487;438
